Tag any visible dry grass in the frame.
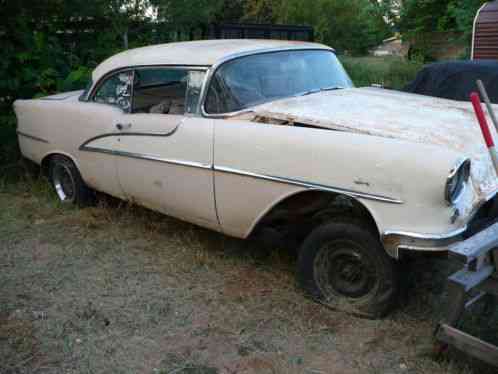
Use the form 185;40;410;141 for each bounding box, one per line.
1;176;497;374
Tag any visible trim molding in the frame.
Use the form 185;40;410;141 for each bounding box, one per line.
81;147;212;170
17;131;50;144
79;131;403;204
79;124;180;151
214;165;403;204
471;2;488;60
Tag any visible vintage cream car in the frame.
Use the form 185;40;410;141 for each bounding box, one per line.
14;40;498;317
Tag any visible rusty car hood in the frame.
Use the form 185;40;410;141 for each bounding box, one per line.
249;87;498;197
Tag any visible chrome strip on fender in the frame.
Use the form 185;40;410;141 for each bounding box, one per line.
17;131;50;144
214;165;403;204
79;132;403;204
80;147;212;170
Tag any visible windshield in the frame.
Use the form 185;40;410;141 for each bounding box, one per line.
205;50;353;114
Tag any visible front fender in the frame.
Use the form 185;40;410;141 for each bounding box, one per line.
214;120;468;243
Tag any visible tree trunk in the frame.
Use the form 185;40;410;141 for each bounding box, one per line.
123;30;129;49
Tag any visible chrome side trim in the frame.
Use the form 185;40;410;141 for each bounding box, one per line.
214;165;403;204
80;147;212;170
17;131;50;144
79;124;180;150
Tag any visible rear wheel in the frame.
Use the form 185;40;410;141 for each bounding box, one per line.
297;221;399;318
49;155;92;206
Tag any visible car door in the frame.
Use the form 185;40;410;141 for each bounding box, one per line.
113;67;219;230
77;69;136;199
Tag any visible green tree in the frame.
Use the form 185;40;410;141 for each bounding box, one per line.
398;0;487;37
273;0;391;55
397;0;487;60
447;0;488;38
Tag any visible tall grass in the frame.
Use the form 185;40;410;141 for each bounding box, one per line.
341;56;423;90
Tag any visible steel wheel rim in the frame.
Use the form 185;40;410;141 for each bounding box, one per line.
314;240;378;301
52;164;76;202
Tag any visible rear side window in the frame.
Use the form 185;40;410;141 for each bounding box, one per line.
93;71;133;112
132;68;205;115
136;69;187;88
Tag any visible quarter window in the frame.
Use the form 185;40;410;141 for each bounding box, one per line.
185;71;206;114
93;71;133;112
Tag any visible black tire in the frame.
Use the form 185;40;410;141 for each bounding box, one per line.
49;155;92;206
297;221;399;318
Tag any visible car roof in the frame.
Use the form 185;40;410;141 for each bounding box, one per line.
92;39;332;83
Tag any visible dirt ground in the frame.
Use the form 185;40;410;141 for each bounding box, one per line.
1;179;498;374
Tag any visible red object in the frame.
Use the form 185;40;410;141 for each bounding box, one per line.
471;92;494;148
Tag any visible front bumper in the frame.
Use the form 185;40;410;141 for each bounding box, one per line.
382;190;498;258
382;228;466;258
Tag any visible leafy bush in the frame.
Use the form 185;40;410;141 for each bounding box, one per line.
0;112;20;169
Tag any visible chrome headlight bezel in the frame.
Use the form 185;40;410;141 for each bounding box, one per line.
445;159;471;205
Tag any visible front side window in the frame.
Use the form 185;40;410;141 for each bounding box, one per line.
205;50;354;114
93;71;133;112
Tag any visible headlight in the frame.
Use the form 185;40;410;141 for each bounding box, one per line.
445;159;471;205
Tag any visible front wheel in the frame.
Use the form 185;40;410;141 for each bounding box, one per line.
297;221;399;318
49;155;92;206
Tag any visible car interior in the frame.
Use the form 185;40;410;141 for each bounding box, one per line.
132;68;188;115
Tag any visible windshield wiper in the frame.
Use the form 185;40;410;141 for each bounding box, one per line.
321;85;345;91
300;88;321;96
299;86;345;97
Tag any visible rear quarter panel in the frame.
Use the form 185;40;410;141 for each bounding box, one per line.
14;93;125;197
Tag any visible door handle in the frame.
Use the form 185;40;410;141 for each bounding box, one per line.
116;123;132;131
